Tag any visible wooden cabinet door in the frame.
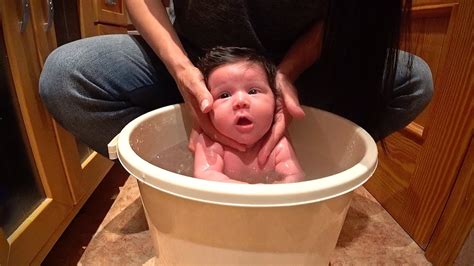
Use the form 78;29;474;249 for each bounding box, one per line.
29;0;113;205
53;124;114;204
94;0;128;26
1;0;74;264
365;0;473;250
79;0;128;37
30;0;57;66
2;0;113;263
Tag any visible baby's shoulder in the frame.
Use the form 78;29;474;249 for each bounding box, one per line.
272;136;295;158
275;136;293;150
197;133;224;155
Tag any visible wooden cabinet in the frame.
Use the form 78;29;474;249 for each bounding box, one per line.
0;0;114;264
364;0;473;264
0;230;7;265
79;0;129;37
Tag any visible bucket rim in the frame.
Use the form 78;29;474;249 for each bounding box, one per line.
116;104;378;207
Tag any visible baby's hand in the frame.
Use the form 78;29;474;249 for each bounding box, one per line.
187;126;201;152
274;174;306;184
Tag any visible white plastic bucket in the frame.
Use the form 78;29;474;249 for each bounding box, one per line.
109;104;377;265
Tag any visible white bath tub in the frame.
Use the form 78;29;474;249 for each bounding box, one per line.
109;104;377;265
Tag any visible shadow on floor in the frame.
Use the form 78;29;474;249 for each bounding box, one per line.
103;197;148;235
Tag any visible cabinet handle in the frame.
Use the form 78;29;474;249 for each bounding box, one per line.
18;0;31;32
105;0;117;6
43;0;54;31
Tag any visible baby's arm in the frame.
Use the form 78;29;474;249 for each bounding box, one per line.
274;137;306;183
193;134;245;183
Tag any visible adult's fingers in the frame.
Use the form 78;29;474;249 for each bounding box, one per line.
282;89;305;118
180;67;245;151
196;110;246;152
258;111;288;165
184;101;245;152
194;82;213;113
188;71;214;113
279;80;305;119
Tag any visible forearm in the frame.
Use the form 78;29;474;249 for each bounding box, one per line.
278;20;324;82
125;0;193;79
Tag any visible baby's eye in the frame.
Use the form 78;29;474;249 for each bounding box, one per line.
248;88;258;95
219;92;231;99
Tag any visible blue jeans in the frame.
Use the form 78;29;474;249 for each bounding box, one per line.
39;34;433;156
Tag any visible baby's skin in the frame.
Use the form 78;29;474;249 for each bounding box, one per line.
193;60;305;184
195;133;304;183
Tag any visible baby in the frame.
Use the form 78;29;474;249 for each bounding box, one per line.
193;47;305;184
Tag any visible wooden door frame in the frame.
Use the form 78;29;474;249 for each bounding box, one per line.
365;0;473;262
425;123;473;263
400;0;473;247
423;4;474;255
403;0;473;261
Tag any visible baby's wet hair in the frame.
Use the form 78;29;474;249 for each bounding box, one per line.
197;47;277;94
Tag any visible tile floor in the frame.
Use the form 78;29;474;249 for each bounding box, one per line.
43;163;432;265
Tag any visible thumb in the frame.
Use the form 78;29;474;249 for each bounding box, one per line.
193;79;213;113
282;88;305;119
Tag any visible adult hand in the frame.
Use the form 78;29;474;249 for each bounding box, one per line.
258;71;305;165
174;65;246;152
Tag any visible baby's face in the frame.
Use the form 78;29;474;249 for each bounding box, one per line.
208;61;275;146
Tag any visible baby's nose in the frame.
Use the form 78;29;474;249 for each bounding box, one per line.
233;92;250;109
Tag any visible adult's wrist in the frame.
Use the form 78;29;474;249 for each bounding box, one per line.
164;55;195;79
276;65;299;83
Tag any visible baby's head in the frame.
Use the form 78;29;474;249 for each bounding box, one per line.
197;47;278;146
197;47;277;94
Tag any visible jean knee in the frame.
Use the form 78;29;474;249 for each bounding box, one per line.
411;55;434;110
39;45;76;107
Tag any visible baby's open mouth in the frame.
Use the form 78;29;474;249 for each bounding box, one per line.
237;117;252;126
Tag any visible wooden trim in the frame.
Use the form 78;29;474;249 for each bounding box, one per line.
7;199;71;265
411;3;459;17
401;123;424;143
97;23;128;34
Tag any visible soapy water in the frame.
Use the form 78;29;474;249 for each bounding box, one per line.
148;141;343;183
149;141;280;183
148;141;195;177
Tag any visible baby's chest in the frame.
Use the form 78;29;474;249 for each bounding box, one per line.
222;151;277;183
